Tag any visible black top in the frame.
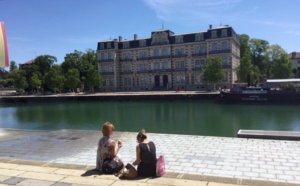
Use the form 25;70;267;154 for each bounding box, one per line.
139;141;156;164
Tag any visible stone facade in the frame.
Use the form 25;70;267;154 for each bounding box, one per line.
97;25;240;92
288;52;300;69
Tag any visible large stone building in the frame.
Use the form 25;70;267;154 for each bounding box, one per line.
97;25;240;92
288;52;300;69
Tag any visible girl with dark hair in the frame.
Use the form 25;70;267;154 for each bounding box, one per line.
133;129;157;177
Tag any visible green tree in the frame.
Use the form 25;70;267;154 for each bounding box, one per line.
12;69;28;92
65;68;80;92
249;38;269;77
34;55;57;76
236;51;261;84
44;65;64;93
238;34;251;59
9;61;18;72
269;54;293;79
31;73;42;92
202;57;225;90
84;65;103;92
61;50;83;75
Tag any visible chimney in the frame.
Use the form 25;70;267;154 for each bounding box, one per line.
134;34;138;40
119;36;122;42
292;52;296;59
209;24;212;29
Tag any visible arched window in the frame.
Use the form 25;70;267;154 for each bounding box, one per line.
162;48;168;56
212;42;218;51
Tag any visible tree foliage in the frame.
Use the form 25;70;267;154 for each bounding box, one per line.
202;57;225;90
9;61;18;72
34;55;57;76
269;54;293;79
12;70;28;92
44;65;64;93
84;65;103;92
31;73;42;92
65;68;80;92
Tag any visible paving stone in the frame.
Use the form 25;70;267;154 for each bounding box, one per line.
0;168;25;177
0;175;11;182
16;179;55;186
50;182;72;186
60;176;115;186
18;172;65;182
15;165;58;173
2;177;26;185
147;177;207;186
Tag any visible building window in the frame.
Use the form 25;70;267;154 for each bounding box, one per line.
221;30;228;37
162;48;168;56
195;33;204;41
200;59;205;67
222;56;227;67
123;42;130;49
140;77;146;85
109;78;114;86
124;77;132;86
162;37;167;44
140;64;148;71
176;61;185;69
176;75;185;84
123;52;131;60
108;52;112;60
195;46;200;54
212;42;218;51
100;43;104;49
200;46;206;53
195;60;200;68
123;65;131;72
153;38;158;45
175;36;183;44
223;72;228;82
195;74;201;85
211;31;217;38
153;49;159;57
139;51;148;60
154;62;160;70
101;66;106;73
222;41;228;50
175;48;184;57
101;53;105;60
107;43;111;49
139;40;146;47
162;62;169;69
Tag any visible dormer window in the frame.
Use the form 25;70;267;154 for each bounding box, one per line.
123;42;130;49
100;43;104;49
195;33;204;41
162;37;168;44
221;30;228;37
211;31;217;38
175;36;183;44
139;40;146;47
107;43;111;49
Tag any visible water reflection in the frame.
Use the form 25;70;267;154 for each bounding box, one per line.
0;101;299;137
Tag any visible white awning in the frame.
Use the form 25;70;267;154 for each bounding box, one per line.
267;79;300;83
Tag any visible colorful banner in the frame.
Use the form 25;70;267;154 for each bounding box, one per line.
0;22;9;67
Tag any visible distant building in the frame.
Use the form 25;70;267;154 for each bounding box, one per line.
19;59;35;69
289;52;300;69
96;25;240;92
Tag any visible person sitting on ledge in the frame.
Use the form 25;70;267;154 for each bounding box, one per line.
133;129;157;177
96;122;122;173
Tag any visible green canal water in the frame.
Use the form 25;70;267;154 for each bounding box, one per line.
0;101;300;137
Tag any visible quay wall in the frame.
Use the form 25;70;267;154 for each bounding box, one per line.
0;92;219;103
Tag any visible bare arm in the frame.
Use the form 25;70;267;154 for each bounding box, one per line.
111;140;122;158
133;145;141;165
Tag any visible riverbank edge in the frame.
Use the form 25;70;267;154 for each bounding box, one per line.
0;91;219;103
0;128;298;186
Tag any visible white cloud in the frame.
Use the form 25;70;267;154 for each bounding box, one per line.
285;30;300;36
143;0;243;25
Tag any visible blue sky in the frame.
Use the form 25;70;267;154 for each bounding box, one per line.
1;0;300;66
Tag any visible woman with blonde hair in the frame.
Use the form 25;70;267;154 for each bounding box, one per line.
96;122;122;172
133;129;157;177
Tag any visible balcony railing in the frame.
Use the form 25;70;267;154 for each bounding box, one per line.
119;58;132;62
121;71;133;74
98;59;114;63
223;64;231;68
172;54;187;58
149;68;173;73
149;55;171;60
137;57;148;61
192;52;206;57
138;69;150;74
173;68;188;72
209;49;231;54
100;71;114;75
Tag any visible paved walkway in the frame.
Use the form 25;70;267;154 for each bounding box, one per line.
0;161;245;186
0;129;299;186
